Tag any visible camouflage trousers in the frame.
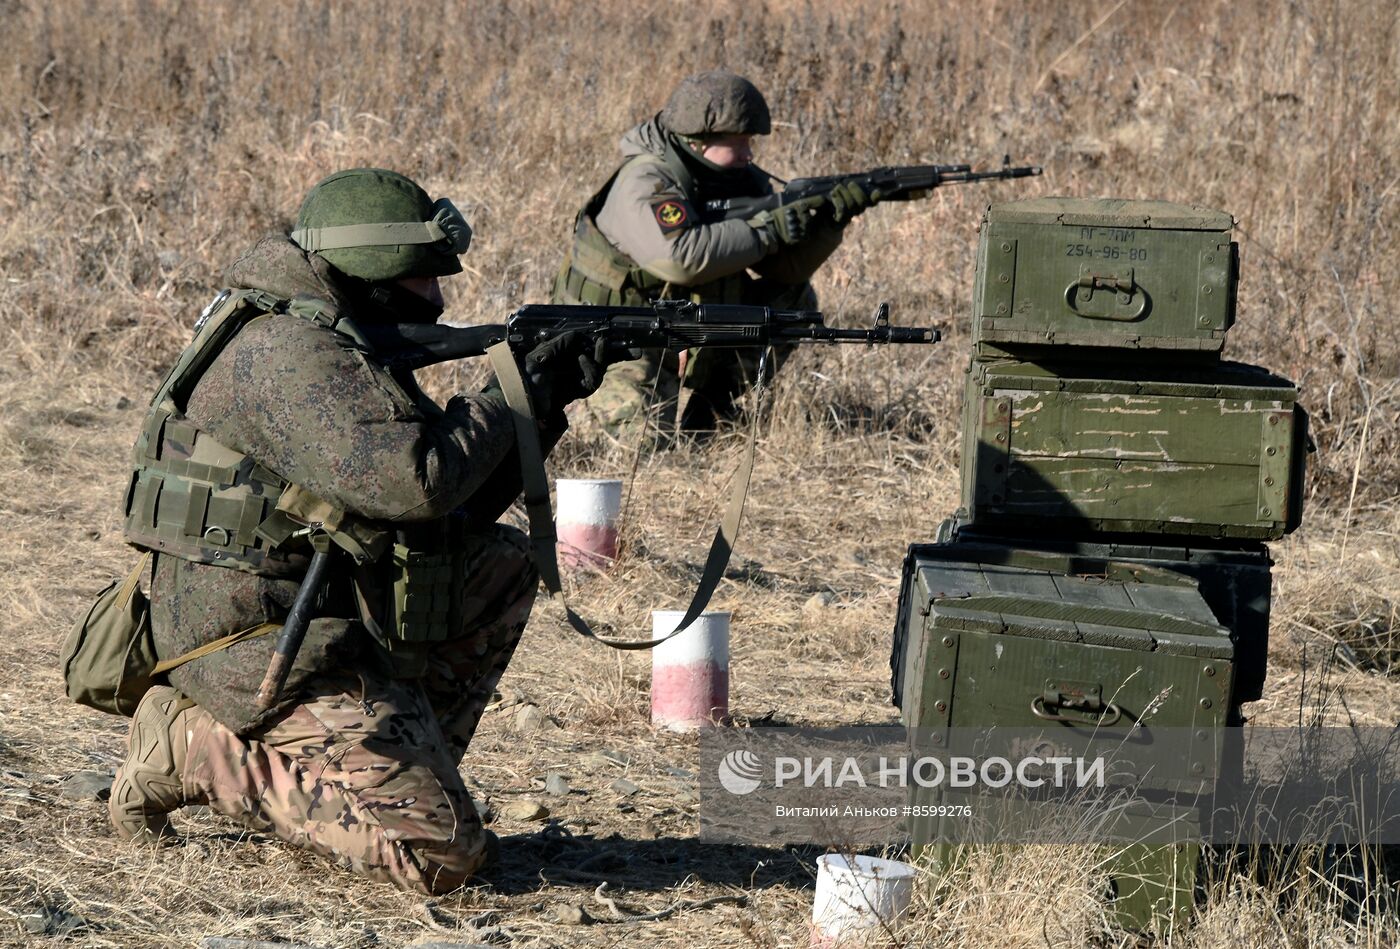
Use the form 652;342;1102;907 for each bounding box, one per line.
183;525;537;894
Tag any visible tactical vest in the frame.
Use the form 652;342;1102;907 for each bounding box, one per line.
552;151;750;307
122;290;389;579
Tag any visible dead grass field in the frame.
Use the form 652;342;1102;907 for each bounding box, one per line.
1;0;1398;945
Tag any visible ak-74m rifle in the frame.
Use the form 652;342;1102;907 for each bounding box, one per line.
355;298;938;371
254;300;936;710
702;158;1042;221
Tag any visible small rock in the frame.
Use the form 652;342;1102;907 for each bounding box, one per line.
490;686;528;710
665;766;696;781
472;798;495;824
616;803;636;814
115;396;132;410
551;903;595;925
182;804;212;816
61;770;113;802
500;799;549;822
158;249;182;270
803;591;835;613
514;703;559;735
21;908;87;937
544;772;570;797
598;749;632;767
200;940;316;949
610;778;640;796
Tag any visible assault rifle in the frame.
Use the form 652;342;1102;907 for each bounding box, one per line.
357;299;939;371
255;299;936;710
702;159;1042;221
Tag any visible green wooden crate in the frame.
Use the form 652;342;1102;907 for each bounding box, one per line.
959;358;1307;540
973;197;1237;354
893;543;1234;737
915;525;1275;706
892;540;1234;931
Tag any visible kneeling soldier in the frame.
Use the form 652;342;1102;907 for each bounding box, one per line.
553;70;875;439
108;168;608;893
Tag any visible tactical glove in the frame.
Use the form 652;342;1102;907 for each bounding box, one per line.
523;330;613;422
749;195;827;249
827;181;881;224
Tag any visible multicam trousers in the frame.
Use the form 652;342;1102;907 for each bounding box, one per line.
183;525;537;893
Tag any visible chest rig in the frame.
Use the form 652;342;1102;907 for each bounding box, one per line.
122;289;389;578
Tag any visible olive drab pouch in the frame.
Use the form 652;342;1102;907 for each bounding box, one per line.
61;554;158;716
388;542;465;644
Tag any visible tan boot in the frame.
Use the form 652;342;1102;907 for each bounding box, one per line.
109;685;210;845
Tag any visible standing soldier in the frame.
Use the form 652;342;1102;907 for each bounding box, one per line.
106;168;611;893
552;70;878;439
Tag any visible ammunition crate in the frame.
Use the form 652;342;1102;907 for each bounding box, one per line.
891;539;1235;930
907;524;1275;705
959;358;1308;541
892;541;1234;739
973;197;1237;353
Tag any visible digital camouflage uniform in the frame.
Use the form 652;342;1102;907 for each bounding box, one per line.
109;171;572;893
553;73;846;436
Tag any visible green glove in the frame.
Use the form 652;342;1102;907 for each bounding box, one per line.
749;195;827;248
827;181;881;224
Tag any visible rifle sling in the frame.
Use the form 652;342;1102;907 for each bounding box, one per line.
152;622;281;675
487;340;753;650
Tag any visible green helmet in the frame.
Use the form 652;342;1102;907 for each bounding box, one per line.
290;168;471;282
659;71;772;137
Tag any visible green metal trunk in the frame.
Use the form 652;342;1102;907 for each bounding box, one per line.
892;540;1235;931
923;523;1275;705
959;358;1307;540
973;198;1237;354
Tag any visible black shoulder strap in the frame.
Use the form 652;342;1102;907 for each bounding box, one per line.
487;341;756;650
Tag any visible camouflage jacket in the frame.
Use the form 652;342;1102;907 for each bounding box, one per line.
594;119;844;288
149;237;547;734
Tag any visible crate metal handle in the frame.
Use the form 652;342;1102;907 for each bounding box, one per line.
1064;269;1147;322
1031;693;1123;727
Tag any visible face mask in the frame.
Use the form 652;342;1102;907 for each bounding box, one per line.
342;275;445;325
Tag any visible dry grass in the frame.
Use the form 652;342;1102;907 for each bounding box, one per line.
1;0;1399;945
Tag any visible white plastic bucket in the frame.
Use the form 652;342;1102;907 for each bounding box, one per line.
810;854;916;945
650;610;730;730
555;478;623;568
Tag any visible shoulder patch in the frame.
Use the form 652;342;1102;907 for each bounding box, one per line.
650;198;694;235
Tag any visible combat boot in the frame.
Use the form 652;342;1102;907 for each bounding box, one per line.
109;685;211;845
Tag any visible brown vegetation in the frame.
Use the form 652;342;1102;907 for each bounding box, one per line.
0;0;1397;945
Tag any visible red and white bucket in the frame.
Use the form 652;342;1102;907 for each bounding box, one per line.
555;478;622;569
650;610;730;730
